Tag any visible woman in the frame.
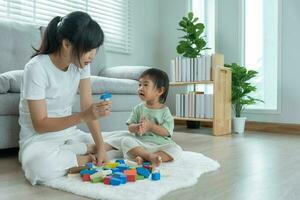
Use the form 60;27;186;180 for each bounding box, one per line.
19;11;114;185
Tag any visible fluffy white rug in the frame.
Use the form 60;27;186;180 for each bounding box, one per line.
44;151;220;200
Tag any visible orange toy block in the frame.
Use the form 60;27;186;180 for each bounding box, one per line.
124;169;137;176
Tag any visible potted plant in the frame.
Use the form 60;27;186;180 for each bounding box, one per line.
176;12;209;57
176;12;209;129
224;63;263;133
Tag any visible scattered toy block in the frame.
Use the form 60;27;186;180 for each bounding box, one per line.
143;161;151;166
112;168;121;173
151;172;160;181
143;165;152;172
136;167;150;178
104;162;119;169
124;169;137;176
110;177;121;186
85;162;94;169
103;176;111;185
115;159;125;164
90;169;112;180
91;176;104;183
117;163;129;171
136;175;144;180
113;172;127;184
126;174;136;182
82;174;90;182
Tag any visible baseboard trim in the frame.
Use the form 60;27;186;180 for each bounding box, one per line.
245;121;300;134
175;120;300;134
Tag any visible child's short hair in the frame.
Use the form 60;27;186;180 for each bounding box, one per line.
139;68;169;103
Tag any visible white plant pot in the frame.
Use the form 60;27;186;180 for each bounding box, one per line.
233;117;247;134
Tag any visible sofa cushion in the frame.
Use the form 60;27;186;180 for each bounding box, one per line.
99;66;151;80
90;76;138;94
0;20;41;73
0;70;23;93
0;93;20;115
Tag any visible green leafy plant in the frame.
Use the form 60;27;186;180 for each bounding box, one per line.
224;63;264;117
176;12;209;58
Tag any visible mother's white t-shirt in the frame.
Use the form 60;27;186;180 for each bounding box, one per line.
19;54;90;147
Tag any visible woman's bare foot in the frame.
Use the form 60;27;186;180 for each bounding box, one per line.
148;153;162;167
135;156;144;165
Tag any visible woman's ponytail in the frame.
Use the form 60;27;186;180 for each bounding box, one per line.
32;16;62;58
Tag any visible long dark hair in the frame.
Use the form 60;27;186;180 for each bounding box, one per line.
32;11;104;66
140;68;169;103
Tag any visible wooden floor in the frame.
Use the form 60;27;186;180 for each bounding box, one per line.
1;126;300;200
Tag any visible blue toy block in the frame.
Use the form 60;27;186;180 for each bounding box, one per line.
113;172;127;184
117;163;129;171
115;159;125;164
151;172;160;181
80;169;97;176
136;167;150;178
143;161;151;166
110;177;121;186
112;168;121;173
100;91;112;101
85;162;94;169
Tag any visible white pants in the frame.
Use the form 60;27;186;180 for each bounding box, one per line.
105;134;183;161
19;129;127;185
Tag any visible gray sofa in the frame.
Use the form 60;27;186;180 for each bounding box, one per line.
0;19;148;149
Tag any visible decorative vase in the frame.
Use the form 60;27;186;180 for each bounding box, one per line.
233;117;246;134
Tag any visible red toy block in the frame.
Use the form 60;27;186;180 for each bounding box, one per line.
103;176;111;185
126;174;136;182
82;174;90;182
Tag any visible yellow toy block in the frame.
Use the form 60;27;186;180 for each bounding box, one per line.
104;162;119;169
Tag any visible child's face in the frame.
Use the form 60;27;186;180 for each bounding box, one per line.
138;76;163;103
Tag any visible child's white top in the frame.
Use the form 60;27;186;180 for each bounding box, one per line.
18;54;90;146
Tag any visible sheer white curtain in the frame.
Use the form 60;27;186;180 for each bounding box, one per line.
243;0;279;111
0;0;131;54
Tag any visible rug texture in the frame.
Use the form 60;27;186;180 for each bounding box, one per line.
44;151;220;200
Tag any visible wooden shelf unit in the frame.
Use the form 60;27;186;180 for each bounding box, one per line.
171;54;232;136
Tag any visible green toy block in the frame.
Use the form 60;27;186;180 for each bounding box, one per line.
136;175;144;180
91;176;104;183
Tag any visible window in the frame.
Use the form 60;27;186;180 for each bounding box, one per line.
0;0;131;54
190;0;216;94
190;0;215;54
242;0;280;111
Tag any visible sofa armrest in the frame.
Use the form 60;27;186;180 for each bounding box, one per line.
99;66;151;80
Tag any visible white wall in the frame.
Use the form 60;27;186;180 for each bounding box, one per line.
105;0;160;68
108;0;300;124
157;0;189;114
216;0;300;124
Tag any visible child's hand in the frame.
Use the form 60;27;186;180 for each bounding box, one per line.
138;117;153;135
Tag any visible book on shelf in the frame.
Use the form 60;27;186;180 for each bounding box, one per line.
175;92;213;119
170;54;215;82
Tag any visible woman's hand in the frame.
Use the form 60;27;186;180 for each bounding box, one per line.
95;149;109;166
81;100;112;122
